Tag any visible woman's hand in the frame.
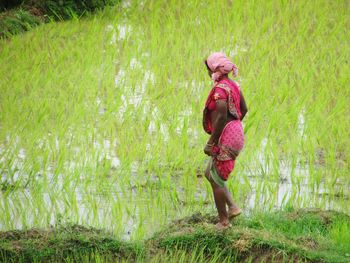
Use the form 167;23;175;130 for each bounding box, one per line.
204;143;216;156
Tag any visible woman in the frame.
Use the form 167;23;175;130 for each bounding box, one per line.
203;52;248;230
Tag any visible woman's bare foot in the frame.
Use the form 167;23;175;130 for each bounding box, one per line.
215;221;232;230
228;207;242;219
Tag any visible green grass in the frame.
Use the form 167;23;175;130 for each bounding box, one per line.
151;209;350;263
0;0;121;38
0;8;42;38
1;209;349;262
0;0;349;252
0;224;145;262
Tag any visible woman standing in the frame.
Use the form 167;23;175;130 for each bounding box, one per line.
203;52;248;230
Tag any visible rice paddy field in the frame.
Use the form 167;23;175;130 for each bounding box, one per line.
0;0;349;261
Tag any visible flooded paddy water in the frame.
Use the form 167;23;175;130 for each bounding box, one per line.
0;0;349;261
1;131;348;240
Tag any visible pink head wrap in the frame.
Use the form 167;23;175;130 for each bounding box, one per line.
206;52;238;83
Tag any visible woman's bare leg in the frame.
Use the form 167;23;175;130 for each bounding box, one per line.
204;160;229;225
224;185;241;218
211;183;229;224
223;185;235;207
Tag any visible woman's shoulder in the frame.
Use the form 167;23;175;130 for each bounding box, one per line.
215;80;231;92
215;79;240;92
228;79;240;89
227;80;241;95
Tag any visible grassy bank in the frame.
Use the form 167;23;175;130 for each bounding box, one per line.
1;209;349;262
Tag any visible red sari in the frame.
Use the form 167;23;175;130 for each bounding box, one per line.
203;79;244;181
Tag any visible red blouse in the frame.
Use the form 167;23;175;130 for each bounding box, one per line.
203;79;241;134
206;87;228;111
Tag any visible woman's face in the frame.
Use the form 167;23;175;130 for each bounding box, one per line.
205;60;213;78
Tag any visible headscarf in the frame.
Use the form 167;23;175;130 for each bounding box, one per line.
206;52;238;83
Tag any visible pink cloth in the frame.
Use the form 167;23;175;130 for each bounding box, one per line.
206;52;238;83
216;120;244;157
212;120;244;180
214;159;235;181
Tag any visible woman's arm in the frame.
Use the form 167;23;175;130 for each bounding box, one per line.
207;100;227;145
240;90;248;121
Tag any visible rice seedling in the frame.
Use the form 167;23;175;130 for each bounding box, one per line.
0;0;349;261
